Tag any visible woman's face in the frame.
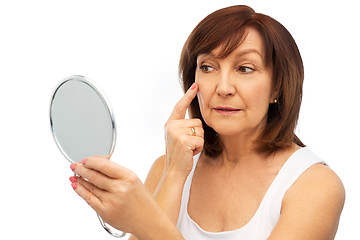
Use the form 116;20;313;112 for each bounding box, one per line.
195;28;274;138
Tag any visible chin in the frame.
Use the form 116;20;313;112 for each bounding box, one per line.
211;124;242;136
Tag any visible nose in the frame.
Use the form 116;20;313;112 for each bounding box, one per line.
216;71;236;97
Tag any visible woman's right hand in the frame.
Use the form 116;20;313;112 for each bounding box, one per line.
164;83;204;178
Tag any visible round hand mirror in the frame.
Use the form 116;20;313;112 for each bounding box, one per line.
50;75;125;238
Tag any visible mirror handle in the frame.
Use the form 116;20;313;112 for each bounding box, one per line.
97;214;126;238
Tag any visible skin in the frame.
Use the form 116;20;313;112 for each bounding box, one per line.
70;28;345;239
70;158;183;240
195;28;276;158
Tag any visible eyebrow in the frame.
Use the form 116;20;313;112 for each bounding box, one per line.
198;48;263;60
234;48;263;58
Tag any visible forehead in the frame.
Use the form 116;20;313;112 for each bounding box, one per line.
199;28;265;60
237;28;265;54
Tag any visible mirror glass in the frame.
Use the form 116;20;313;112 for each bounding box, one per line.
50;75;116;163
50;75;125;238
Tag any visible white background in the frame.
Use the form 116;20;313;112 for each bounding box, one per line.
0;0;358;239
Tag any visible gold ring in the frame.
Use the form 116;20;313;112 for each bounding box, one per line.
191;127;196;136
187;145;195;151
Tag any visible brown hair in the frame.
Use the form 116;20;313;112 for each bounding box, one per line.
179;5;305;157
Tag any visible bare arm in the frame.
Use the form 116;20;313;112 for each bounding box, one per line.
129;155;179;240
130;83;202;239
268;164;345;240
128;156;165;240
149;82;203;224
128;155;188;240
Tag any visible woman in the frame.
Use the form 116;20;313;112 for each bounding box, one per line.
69;5;345;239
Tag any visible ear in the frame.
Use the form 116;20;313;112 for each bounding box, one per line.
270;91;279;104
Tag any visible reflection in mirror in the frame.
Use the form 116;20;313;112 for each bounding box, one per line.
50;75;125;238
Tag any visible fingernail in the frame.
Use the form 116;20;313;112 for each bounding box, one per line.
69;176;77;183
70;163;77;171
71;183;77;190
190;83;196;90
82;158;87;165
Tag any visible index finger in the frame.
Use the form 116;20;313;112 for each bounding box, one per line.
168;83;198;120
82;156;133;179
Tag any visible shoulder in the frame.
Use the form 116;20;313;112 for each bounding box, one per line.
143;155;166;194
269;163;345;239
283;146;345;206
284;163;345;207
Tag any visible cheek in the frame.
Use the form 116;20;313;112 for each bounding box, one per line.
195;76;211;119
196;87;206;116
196;89;213;127
241;81;272;114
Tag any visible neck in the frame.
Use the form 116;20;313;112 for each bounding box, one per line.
212;129;267;168
215;116;269;165
212;134;300;169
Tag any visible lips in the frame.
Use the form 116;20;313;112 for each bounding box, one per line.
214;106;241;115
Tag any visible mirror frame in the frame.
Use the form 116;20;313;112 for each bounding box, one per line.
49;75;117;163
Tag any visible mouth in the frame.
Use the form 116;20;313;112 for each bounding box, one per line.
213;106;242;115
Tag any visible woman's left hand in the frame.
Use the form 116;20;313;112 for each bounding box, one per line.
69;156;171;237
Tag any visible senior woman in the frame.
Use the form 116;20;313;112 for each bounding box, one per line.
69;5;345;240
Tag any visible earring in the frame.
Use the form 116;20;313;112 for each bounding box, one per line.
273;99;278;103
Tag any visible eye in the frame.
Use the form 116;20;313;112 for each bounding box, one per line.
200;65;214;73
238;66;254;73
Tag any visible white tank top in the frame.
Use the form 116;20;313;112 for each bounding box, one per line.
176;147;326;239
